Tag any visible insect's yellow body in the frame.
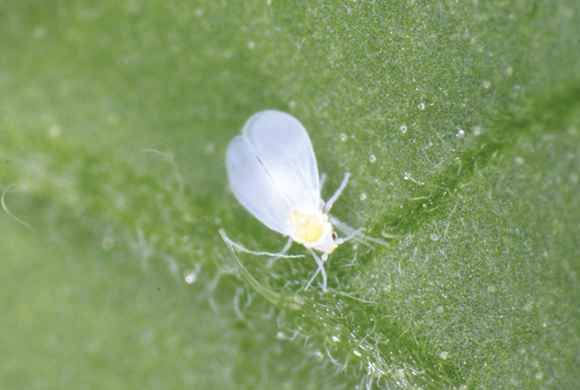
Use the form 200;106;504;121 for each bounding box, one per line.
289;209;337;253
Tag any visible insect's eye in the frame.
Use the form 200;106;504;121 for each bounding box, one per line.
331;232;337;240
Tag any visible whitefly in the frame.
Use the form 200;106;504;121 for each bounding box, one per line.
220;110;384;291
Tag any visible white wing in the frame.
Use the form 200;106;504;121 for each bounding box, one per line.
242;111;321;210
226;136;293;234
226;110;321;235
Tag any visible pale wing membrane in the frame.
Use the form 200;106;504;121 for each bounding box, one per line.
242;110;321;212
226;135;293;235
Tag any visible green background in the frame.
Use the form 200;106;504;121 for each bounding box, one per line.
1;1;579;388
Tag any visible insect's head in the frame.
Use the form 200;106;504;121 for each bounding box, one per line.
313;228;339;255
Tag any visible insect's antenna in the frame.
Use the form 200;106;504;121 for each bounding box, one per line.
335;227;364;245
330;216;390;247
218;229;303;259
324;172;351;213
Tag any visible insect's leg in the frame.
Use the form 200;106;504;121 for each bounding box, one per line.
304;268;320;291
330;217;390;247
218;229;303;258
319;173;328;191
318;173;328;209
266;237;294;268
305;249;328;292
324;172;351;213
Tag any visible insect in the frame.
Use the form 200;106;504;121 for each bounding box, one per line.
219;110;382;291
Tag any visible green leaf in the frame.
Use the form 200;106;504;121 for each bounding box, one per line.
1;1;579;388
